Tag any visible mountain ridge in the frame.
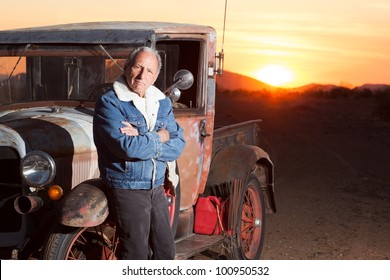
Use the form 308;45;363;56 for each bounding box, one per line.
216;70;390;93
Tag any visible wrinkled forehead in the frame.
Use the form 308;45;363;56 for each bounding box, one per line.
135;51;158;66
125;50;159;73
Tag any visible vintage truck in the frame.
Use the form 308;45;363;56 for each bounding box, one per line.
0;22;275;260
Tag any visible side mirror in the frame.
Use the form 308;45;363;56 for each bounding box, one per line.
164;69;194;102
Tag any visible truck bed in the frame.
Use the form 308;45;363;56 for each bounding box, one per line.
212;119;262;156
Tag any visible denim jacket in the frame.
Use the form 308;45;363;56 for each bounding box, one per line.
93;76;186;190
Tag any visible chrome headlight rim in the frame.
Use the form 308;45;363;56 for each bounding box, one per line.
20;151;56;188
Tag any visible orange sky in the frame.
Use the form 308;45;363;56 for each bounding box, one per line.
2;0;389;87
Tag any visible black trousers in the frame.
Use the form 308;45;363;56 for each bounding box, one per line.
107;185;175;260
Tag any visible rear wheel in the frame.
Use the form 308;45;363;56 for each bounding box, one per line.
231;174;266;259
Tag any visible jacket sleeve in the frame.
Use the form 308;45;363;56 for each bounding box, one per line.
93;92;163;161
157;107;186;162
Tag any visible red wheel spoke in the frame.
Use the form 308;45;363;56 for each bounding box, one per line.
64;223;118;260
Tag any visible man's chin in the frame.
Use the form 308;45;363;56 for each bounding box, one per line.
132;86;147;96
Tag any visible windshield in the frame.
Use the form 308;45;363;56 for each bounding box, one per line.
0;44;129;105
0;41;200;108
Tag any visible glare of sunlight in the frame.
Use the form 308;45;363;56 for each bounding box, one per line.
254;64;294;87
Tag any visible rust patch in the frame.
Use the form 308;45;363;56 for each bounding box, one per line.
60;184;108;227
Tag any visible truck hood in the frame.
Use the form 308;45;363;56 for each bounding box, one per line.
0;105;95;158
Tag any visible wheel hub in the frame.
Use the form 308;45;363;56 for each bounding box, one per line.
254;218;261;227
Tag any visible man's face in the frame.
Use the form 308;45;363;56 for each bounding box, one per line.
125;51;159;97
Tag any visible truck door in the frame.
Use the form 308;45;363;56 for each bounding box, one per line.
156;39;215;210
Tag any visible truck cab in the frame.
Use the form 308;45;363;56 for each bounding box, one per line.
0;22;275;260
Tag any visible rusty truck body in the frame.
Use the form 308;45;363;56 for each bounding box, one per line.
0;22;275;260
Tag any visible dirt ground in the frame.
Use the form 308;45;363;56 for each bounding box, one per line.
213;92;390;260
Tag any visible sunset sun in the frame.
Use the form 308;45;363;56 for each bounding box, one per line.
255;64;294;87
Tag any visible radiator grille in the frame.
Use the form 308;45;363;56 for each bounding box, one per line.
0;147;22;232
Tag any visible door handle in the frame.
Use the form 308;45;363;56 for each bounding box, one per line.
200;119;211;137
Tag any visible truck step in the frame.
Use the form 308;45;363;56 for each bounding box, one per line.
174;234;225;259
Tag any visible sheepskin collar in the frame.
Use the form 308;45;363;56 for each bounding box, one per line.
113;75;165;102
113;75;166;131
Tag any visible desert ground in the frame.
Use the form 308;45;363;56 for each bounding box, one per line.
212;92;390;260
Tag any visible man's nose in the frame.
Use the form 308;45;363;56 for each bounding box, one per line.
137;67;147;79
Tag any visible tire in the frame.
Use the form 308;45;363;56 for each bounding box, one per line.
42;221;119;260
231;173;266;260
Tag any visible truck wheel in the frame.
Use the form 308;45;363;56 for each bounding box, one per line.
231;174;266;260
42;221;119;260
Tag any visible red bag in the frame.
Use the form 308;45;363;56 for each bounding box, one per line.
194;196;226;235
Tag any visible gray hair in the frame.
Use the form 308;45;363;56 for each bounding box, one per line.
124;46;162;73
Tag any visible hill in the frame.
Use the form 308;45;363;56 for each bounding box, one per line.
216;70;275;92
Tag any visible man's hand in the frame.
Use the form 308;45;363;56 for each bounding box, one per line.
120;121;139;136
157;129;170;143
121;121;169;143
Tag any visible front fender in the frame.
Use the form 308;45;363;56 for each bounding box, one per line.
59;179;109;227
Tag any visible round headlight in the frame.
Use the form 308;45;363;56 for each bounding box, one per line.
20;151;56;188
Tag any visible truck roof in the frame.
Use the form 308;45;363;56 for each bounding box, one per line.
0;21;216;44
0;21;215;44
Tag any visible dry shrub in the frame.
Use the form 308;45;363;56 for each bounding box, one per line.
374;89;390;123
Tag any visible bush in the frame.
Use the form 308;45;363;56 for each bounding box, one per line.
374;89;390;123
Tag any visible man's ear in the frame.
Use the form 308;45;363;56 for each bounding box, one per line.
152;73;159;84
123;66;129;76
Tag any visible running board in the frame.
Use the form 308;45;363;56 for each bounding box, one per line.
174;234;225;260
